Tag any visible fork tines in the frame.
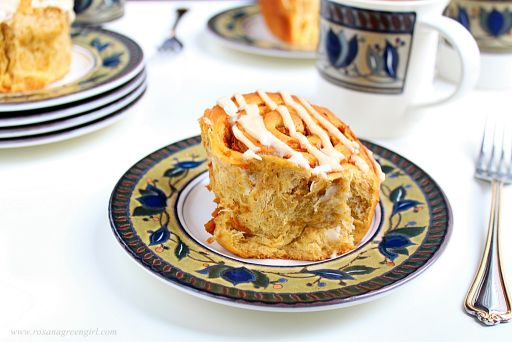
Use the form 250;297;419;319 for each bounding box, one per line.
476;116;512;184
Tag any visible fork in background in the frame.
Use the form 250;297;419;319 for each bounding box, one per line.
464;117;512;325
157;8;189;54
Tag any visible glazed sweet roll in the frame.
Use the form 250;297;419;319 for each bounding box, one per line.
258;0;320;50
199;91;383;261
0;0;74;92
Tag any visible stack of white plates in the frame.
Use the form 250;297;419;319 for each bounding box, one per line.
0;26;146;148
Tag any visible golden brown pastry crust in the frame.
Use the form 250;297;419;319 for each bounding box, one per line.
258;0;320;50
0;24;7;88
0;0;72;93
199;92;381;261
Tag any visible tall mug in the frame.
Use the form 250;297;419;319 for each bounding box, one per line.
316;0;480;138
440;0;512;89
74;0;125;25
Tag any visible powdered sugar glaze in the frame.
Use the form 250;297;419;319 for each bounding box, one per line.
216;91;383;178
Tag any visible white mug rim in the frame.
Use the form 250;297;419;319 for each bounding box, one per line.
323;0;449;11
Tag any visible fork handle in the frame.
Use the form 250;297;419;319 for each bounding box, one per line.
465;180;512;325
171;8;188;34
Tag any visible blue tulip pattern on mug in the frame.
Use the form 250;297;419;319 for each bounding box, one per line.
480;7;512;38
73;0;93;14
446;1;512;52
326;30;359;68
326;29;406;81
318;1;416;94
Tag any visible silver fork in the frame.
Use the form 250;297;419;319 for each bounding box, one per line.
465;119;512;325
157;8;189;53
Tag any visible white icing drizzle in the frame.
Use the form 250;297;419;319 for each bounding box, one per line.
351;155;370;173
214;91;377;177
288;153;310;168
0;0;20;22
217;97;238;118
238;104;310;168
1;0;75;24
325;226;341;241
297;96;371;173
280;91;345;162
232;125;260;152
312;164;333;175
309;181;317;192
243;150;262;161
297;96;359;153
202;117;213;126
257;90;278;110
234;93;247;108
377;166;385;182
277;105;341;170
366;148;385;181
31;0;75;21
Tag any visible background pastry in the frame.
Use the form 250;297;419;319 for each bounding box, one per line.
0;0;74;93
199;91;383;261
258;0;320;50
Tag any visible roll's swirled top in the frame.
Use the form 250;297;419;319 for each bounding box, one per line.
31;0;74;20
201;91;384;180
0;0;74;22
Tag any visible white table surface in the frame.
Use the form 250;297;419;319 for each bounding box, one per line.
1;1;512;341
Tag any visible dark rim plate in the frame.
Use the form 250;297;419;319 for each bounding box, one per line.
0;25;144;111
109;136;452;311
0;84;146;149
0;70;146;130
207;5;316;59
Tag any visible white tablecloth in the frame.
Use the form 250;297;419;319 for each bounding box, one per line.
1;1;511;341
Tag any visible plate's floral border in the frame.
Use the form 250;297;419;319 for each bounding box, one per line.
207;5;315;54
109;136;451;307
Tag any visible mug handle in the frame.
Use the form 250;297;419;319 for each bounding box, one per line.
414;16;480;108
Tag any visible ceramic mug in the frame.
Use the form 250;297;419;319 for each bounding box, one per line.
74;0;125;25
316;0;480;138
439;0;512;89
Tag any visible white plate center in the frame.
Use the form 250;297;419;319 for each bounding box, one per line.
47;44;97;89
242;15;283;44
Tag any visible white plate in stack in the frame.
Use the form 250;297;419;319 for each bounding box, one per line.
0;26;146;148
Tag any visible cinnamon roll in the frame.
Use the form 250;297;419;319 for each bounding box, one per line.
199;91;383;261
0;0;73;93
258;0;320;50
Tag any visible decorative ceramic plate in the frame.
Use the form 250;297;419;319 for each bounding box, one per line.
109;136;452;312
207;5;316;59
0;85;146;149
0;26;144;112
0;80;146;138
0;70;146;128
